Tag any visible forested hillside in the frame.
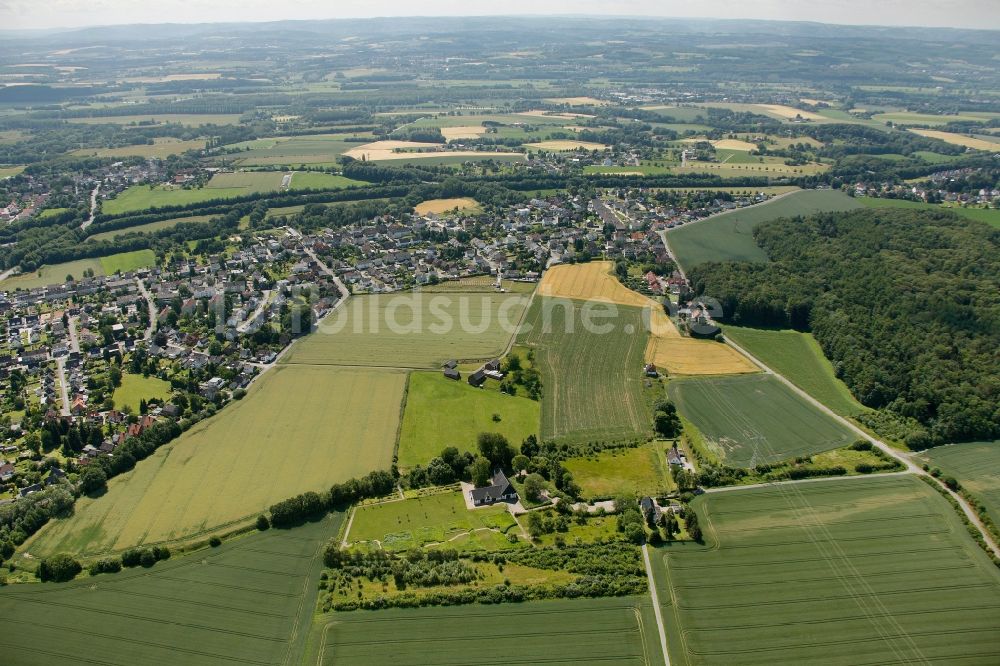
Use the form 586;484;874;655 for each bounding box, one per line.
688;209;1000;445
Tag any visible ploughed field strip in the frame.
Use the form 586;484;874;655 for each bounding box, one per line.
654;476;1000;666
0;514;341;666
517;297;651;444
320;597;665;665
667;373;855;467
283;293;529;369
22;367;402;558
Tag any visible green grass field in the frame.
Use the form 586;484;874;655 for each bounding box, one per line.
517;297;653;444
0;513;341;666
871;110;1000;125
0;258;105;290
651;475;1000;665
918;441;1000;526
98;248;156;274
102;184;247;214
22;366;404;557
857;196;1000;229
346;491;517;550
72;138;208;159
112;373;172;412
563;442;675;500
225;133;374;166
666;189;860;269
0;165;26;179
315;596;665;665
68;113;244;127
668;374;856;467
288;172;366;190
397;371;539;469
88;215;217;241
205;170;286;192
722;326;865;416
283;293;529;369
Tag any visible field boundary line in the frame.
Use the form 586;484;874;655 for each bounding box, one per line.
642;544;671;666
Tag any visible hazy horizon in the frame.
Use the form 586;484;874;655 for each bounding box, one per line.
2;1;999;32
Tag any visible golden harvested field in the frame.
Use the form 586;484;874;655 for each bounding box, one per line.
545;96;609;106
525;140;609;151
644;308;758;376
909;128;998;151
22;366;405;557
710;138;758;151
343;140;514;162
414;197;480;215
68;113;243;127
538;261;655;307
440;126;487;140
754;104;828;121
517;110;595;120
123;72;222;83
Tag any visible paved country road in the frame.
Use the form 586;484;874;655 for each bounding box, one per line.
642;544;671;666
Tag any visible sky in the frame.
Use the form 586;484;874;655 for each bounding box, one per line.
1;0;998;31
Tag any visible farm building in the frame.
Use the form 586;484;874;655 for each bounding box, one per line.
470;469;518;506
444;367;461;381
687;316;721;339
468;369;487;387
640;496;661;524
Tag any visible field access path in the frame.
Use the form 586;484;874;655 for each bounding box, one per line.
642;544;671;666
723;335;1000;557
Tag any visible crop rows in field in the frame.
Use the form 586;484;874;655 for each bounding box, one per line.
652;476;1000;666
665;189;860;269
283;293;529;369
0;514;340;666
319;597;664;665
517;297;652;444
668;373;855;467
23;366;402;558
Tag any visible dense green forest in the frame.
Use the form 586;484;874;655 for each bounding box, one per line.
688;209;1000;445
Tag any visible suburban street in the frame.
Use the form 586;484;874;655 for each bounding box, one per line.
54;357;70;416
66;316;80;354
79;182;101;230
135;277;157;341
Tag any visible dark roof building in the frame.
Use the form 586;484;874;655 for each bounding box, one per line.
470;469;518;506
687;316;721;339
468;369;487;387
444;367;461;381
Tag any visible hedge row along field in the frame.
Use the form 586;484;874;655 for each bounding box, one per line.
918;441;1000;527
283;293;529;369
651;476;1000;666
665;189;860;269
668;373;855;467
0;513;342;666
517;297;652;444
315;597;665;666
22;366;403;558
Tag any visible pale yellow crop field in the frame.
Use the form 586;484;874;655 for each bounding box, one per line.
440;126;487;140
414;197;480;215
909;129;998;151
644;307;757;376
525;140;609;151
545;96;609;106
711;138;759;151
22;366;405;557
344;140;514;162
538;261;655;308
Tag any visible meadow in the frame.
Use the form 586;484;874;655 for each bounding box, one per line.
396;371;539;469
563;442;675;500
22;366;404;557
72;138;208;159
88;214;217;241
918;441;1000;526
665;189;860;269
0;249;155;290
873;110;1000;125
283;293;529;369
112;372;173;412
722;325;865;416
225;133;375;166
652;476;1000;665
517;297;652;444
667;374;856;467
0;513;341;666
102;184;248;214
857;196;1000;229
67;113;244;126
288;172;365;190
315;597;665;666
346;490;517;551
